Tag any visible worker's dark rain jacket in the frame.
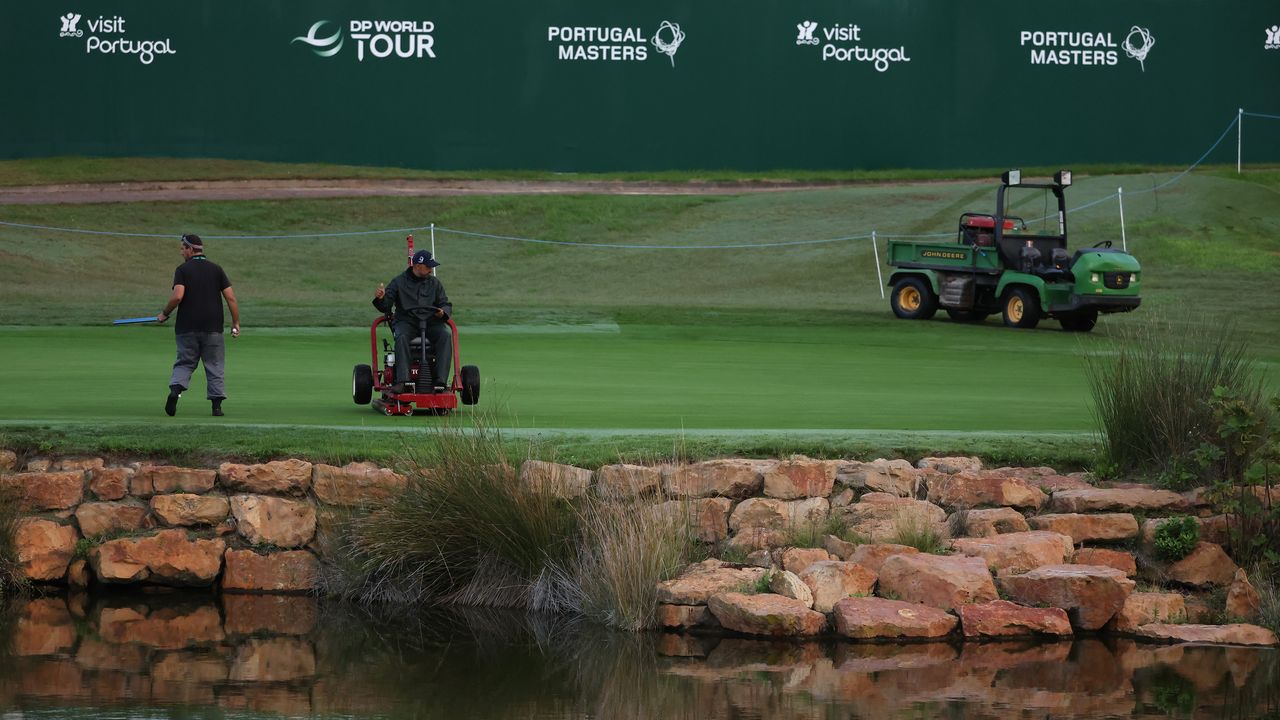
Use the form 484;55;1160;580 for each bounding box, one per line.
373;268;452;321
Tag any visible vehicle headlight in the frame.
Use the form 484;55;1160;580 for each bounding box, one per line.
385;353;396;366
1130;273;1137;283
1090;273;1100;284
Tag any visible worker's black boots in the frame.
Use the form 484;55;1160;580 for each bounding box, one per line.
165;385;182;416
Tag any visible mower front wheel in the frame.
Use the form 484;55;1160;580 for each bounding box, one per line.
1002;288;1041;329
890;277;938;320
352;364;374;404
460;365;481;405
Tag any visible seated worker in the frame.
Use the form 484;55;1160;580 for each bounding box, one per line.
373;250;453;393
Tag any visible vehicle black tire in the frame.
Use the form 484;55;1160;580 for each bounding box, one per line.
353;364;374;404
945;309;988;323
1001;287;1041;329
890;277;939;320
1059;308;1099;332
460;365;481;405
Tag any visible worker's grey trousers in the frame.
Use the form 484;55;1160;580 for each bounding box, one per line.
392;319;452;386
169;332;226;399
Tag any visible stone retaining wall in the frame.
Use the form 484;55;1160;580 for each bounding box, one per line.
2;454;405;593
1;451;1276;647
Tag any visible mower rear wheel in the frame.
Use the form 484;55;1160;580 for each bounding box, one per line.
1002;288;1041;329
1059;309;1098;332
352;364;373;404
890;277;938;320
460;365;481;405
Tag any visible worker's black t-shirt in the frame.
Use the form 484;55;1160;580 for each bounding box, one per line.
172;256;231;334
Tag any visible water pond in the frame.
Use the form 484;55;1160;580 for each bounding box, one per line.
1;591;1277;719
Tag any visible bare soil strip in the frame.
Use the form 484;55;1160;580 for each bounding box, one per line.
0;178;916;205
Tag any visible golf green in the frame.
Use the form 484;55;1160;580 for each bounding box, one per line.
0;318;1110;432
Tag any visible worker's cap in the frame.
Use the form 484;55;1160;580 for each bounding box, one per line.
412;250;440;267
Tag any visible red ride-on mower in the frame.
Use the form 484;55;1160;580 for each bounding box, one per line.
352;314;480;416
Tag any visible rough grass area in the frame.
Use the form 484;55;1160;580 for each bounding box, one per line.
1;171;1277;337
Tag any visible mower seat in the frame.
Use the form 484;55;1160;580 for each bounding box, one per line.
1035;247;1074;282
407;336;436;357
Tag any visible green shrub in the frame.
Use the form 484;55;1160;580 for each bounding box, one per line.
1204;393;1279;568
754;569;774;594
1153;516;1200;562
1085;315;1266;487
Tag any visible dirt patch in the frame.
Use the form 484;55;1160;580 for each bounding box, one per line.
0;177;985;205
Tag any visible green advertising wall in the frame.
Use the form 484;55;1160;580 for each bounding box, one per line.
2;1;1277;171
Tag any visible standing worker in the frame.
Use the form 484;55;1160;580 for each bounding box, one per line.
157;234;240;416
374;250;452;394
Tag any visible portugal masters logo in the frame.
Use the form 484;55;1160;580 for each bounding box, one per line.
1020;25;1154;70
292;20;343;57
547;20;685;65
651;20;685;66
1122;26;1155;71
1266;25;1280;50
59;12;82;38
795;20;819;46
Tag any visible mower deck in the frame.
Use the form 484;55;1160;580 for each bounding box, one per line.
372;390;458;416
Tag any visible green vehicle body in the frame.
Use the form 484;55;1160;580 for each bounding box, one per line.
885;171;1141;331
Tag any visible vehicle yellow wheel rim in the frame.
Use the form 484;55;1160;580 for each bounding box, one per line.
1008;297;1024;323
900;287;921;312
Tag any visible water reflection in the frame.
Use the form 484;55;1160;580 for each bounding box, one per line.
0;592;1276;719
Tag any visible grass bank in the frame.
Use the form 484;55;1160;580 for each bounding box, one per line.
0;422;1096;471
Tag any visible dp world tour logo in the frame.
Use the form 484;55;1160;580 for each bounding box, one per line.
292;20;343;57
59;12;82;37
1267;25;1280;50
795;20;819;45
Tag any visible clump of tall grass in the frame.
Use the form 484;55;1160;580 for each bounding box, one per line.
336;418;578;607
549;495;702;631
1253;565;1280;636
1085;315;1266;487
323;418;702;630
891;511;948;554
787;515;864;549
0;486;27;601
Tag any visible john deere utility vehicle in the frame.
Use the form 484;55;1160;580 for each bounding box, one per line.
886;170;1140;331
